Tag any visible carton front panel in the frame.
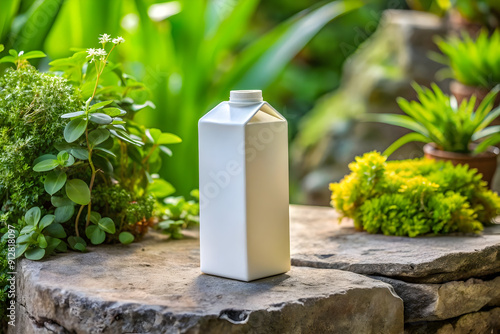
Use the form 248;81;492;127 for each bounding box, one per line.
198;122;248;279
245;121;290;279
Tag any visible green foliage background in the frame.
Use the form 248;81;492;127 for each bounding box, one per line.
0;0;407;196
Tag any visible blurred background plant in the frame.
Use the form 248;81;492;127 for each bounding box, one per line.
0;0;410;197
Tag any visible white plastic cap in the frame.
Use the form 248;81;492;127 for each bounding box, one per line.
229;90;263;103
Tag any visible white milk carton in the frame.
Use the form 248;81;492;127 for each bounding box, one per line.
198;90;290;281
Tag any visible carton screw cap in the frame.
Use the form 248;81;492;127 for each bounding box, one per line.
230;90;263;103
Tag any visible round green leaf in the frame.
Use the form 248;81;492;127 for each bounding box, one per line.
51;196;74;208
86;211;101;225
98;217;115;234
65;179;90;205
39;214;55;230
33;159;59;172
70;147;89;160
25;207;41;226
54;205;74;223
37;234;48;249
25;247;45;260
33;154;57;165
86;225;106;244
157;133;182;145
88;128;110;146
15;243;29;259
44;223;67;239
64;118;87;143
44;171;67;195
55;241;67;252
57;150;69;162
16;233;33;244
89;113;112;125
149;179;175;198
68;236;87;252
119;232;134;245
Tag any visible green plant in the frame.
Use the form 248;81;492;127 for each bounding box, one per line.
433;29;500;89
156;190;200;239
330;152;500;237
365;83;500;156
14;207;67;260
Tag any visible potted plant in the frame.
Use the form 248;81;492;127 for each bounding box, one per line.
433;29;500;108
365;83;500;186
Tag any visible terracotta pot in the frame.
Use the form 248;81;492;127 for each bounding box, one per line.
447;9;483;37
423;143;499;187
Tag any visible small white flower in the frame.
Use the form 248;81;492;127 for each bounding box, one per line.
99;33;112;44
86;48;96;57
18;51;24;56
112;36;125;45
94;48;107;61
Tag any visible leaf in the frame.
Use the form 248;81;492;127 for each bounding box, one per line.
54;205;75;223
149;179;175;198
20;50;47;60
146;128;162;143
88;100;113;112
17;233;33;244
12;0;64;54
0;45;3;52
86;211;101;225
88;128;110;146
85;225;106;245
109;129;144;146
51;196;74;208
383;133;430;157
68;236;87;252
19;226;35;236
69;147;89;160
98;217;115;234
102;107;123;117
44;171;67;195
89;113;113;125
119;232;134;245
44;223;67;239
64;118;87;143
39;214;55;230
15;243;29;259
25;207;41;226
25;247;45;260
157;133;182;145
0;56;16;64
33;159;59;172
61;111;85;119
55;241;67;252
37;234;48;248
65;179;90;205
93;147;116;158
234;0;363;89
159;145;173;156
9;49;16;57
33;154;57;165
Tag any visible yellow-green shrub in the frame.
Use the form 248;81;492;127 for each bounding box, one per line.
330;152;500;237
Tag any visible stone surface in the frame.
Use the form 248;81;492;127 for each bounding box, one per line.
12;224;403;334
373;276;500;322
291;9;450;205
289;206;500;283
404;307;500;334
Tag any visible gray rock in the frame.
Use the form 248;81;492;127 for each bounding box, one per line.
404;307;500;334
12;229;403;334
373;276;500;322
289;205;500;283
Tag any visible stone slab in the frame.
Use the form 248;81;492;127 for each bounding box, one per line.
13;230;403;334
404;307;500;334
373;275;500;322
289;206;500;283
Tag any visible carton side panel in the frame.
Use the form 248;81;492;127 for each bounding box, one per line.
199;122;248;280
245;120;290;280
